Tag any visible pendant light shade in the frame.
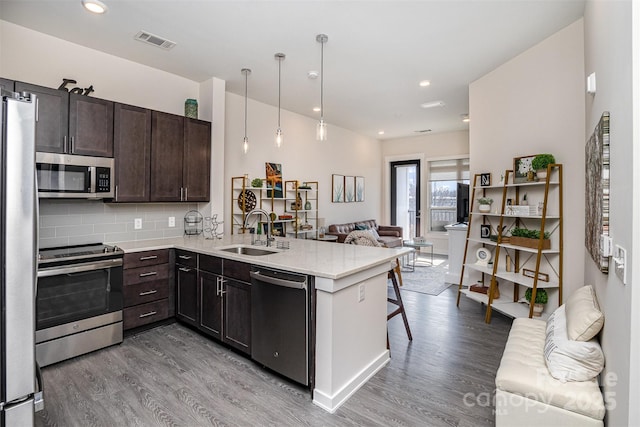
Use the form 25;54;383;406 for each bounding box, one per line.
274;53;285;148
241;68;251;154
316;34;328;141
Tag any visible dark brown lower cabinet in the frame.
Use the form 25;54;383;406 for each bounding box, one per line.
221;278;251;354
176;260;199;327
199;270;222;339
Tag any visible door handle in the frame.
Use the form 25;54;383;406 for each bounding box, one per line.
139;289;157;296
139;271;157;277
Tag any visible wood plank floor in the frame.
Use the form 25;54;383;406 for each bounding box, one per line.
35;283;512;427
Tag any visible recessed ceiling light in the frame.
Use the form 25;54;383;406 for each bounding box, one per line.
419;80;431;87
378;130;385;135
420;100;445;109
312;107;321;112
82;0;108;14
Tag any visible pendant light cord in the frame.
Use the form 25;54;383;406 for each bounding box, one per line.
278;56;282;127
320;39;324;120
244;71;248;138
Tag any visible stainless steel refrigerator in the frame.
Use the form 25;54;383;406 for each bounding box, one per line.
1;89;43;424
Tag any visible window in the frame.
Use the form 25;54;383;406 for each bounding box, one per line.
428;158;469;232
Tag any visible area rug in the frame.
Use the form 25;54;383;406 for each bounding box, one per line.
392;255;453;296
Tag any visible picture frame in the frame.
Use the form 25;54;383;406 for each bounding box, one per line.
480;224;491;239
513;155;537;183
345;176;355;202
265;162;283;198
355;176;365;202
480;173;491;186
522;268;550;282
332;174;344;203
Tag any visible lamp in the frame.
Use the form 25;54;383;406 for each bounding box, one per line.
241;68;251;154
316;34;328;141
274;53;285;148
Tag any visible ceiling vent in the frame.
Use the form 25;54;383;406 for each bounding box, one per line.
134;30;176;50
414;129;432;133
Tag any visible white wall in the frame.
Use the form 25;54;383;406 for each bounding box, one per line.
583;1;635;425
0;21;206;246
469;20;585;296
223;92;382;233
381;130;469;254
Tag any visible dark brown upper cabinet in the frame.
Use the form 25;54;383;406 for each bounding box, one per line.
14;81;113;157
113;103;152;202
150;111;211;202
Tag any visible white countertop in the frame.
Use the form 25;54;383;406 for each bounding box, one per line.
112;234;410;280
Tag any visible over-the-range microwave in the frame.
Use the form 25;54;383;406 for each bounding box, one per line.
36;152;114;199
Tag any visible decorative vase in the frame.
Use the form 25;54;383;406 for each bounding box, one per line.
479;204;491;213
532;303;545;317
536;170;547;180
185;99;198;119
304;200;312;210
526;170;535;182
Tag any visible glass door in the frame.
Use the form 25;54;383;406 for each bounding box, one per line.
391;160;420;239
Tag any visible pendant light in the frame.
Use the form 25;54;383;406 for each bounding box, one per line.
241;68;251;154
316;34;328;141
274;53;285;148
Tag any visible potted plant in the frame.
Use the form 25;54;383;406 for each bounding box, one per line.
509;227;551;249
477;197;493;213
531;154;555;180
525;288;548;317
251;177;263;188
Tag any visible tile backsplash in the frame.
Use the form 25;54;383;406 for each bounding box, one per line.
39;199;201;248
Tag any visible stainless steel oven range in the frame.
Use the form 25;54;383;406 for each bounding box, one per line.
36;243;124;367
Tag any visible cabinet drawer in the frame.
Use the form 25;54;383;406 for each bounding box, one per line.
223;259;251;283
124;299;169;330
124;263;169;285
124;249;169;269
175;250;197;268
199;254;222;274
123;279;169;307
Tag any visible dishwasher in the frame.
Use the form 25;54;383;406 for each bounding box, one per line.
250;267;310;386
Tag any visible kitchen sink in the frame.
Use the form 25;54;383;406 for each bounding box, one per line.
218;245;279;256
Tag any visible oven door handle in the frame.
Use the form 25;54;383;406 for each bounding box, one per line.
37;258;123;277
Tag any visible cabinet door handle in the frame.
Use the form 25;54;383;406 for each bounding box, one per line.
70;136;75;153
180;187;184;201
139;255;158;261
178;255;192;260
115;185;118;202
179;267;192;272
63;136;68;153
139;289;157;296
185;187;188;201
139;311;157;318
217;277;227;296
139;271;157;277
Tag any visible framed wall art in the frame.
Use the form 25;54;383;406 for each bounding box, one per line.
585;112;610;273
480;173;491;186
332;174;344;203
355;176;365;202
345;176;355;202
265;162;283;198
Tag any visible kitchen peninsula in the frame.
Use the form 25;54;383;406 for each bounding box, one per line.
114;235;410;413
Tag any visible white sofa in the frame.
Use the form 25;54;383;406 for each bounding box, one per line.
495;286;606;426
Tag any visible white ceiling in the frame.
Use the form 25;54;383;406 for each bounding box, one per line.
0;0;585;140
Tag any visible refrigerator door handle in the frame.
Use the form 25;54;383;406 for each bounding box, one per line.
34;362;44;412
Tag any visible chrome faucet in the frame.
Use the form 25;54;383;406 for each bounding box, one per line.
244;208;274;246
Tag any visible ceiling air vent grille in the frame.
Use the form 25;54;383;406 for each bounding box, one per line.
414;129;432;133
134;30;176;50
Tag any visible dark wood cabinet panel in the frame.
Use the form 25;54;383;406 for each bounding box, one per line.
176;261;198;327
183;118;211;202
175;250;197;268
0;78;14;92
223;278;251;354
123;264;169;285
123;279;170;307
113;103;151;202
150;111;184;201
123;249;169;269
15;81;68;153
68;93;114;157
199;254;222;274
123;299;169;330
199;271;222;339
223;259;251;283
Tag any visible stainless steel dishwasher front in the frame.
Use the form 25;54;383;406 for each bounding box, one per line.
250;267;309;386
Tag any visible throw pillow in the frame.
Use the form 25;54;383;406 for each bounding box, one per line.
355;223;368;230
369;227;380;240
544;305;605;382
565;285;604;341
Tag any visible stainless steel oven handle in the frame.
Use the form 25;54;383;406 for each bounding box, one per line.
250;270;306;290
38;258;123;277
